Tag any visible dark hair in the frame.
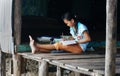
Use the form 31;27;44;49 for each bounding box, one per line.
62;12;78;21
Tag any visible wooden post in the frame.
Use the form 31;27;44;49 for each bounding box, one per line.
13;0;22;76
38;61;48;76
56;66;62;76
13;0;21;46
105;0;117;76
0;49;6;76
13;54;22;76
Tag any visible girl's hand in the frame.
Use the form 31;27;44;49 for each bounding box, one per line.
61;36;74;41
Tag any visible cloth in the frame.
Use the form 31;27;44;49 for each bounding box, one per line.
0;0;14;53
70;22;89;51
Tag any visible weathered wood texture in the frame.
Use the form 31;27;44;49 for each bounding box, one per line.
56;66;62;76
13;54;22;76
13;0;22;76
105;0;117;76
38;61;48;76
74;72;81;76
0;51;6;76
18;53;120;76
14;0;22;49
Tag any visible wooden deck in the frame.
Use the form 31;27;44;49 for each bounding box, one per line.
18;52;120;76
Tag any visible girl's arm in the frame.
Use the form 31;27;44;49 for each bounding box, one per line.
77;30;91;44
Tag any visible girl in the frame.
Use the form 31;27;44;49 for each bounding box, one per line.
29;12;91;54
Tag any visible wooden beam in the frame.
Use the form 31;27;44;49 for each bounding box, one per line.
13;54;22;76
13;0;21;48
38;61;48;76
0;50;6;76
56;66;62;76
105;0;117;76
13;0;22;76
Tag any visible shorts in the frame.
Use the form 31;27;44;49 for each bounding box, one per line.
53;42;83;53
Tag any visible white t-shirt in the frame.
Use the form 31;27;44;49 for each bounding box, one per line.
70;22;89;51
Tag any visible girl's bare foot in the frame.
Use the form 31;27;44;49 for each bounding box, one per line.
29;35;37;53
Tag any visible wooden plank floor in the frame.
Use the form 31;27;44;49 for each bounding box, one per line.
18;52;120;75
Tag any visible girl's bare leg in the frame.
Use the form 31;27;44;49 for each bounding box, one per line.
36;44;56;50
29;35;56;53
37;48;52;53
29;35;83;54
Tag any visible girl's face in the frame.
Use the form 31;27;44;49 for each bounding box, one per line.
63;19;75;27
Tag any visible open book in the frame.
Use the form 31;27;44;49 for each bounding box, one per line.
60;40;77;45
